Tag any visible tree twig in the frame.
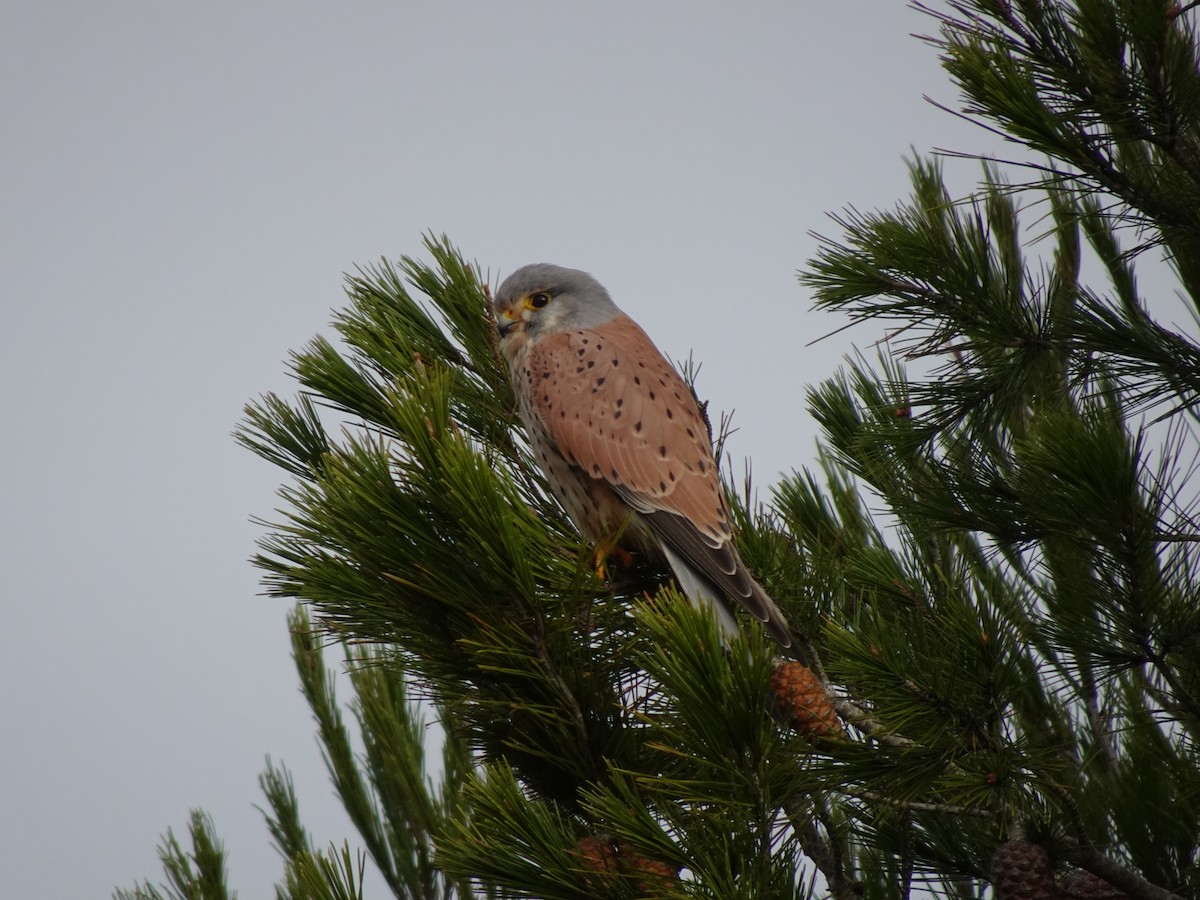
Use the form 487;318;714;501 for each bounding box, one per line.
1064;843;1183;900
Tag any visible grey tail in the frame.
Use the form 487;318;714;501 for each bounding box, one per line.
658;543;805;658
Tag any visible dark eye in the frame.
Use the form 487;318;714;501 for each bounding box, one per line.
529;292;552;309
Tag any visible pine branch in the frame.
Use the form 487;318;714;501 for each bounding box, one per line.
277;843;367;900
289;615;406;895
115;811;235;900
1064;843;1185;900
258;760;311;863
784;797;855;900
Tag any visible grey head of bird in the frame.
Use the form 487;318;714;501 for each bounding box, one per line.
492;264;622;352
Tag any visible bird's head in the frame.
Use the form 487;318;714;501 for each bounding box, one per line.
492;263;620;358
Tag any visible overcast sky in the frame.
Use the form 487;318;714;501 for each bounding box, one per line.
2;3;1005;896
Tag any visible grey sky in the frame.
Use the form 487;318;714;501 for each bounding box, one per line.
2;3;995;896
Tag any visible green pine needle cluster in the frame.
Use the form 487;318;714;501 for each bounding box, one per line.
119;2;1200;899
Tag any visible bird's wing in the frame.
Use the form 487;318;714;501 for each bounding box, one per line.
526;315;792;647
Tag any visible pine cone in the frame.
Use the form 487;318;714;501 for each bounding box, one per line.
1060;869;1128;900
992;840;1060;900
623;849;679;896
572;835;678;895
574;834;619;888
771;661;845;740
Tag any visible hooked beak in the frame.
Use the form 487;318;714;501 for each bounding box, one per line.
497;308;522;338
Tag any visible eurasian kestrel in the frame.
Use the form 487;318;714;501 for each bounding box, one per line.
492;263;792;650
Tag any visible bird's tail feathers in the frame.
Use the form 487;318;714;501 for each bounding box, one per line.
660;543;808;664
660;544;746;645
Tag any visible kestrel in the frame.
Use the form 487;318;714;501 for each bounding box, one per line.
492;263;792;650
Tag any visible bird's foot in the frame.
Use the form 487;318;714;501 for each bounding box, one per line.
593;540;635;584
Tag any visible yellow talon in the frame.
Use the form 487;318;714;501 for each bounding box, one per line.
593;538;633;582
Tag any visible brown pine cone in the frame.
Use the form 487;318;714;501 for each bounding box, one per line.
1060;869;1129;900
572;835;679;895
623;850;679;896
574;834;619;889
771;661;845;740
992;840;1060;900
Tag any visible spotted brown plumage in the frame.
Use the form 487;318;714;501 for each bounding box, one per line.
493;263;792;650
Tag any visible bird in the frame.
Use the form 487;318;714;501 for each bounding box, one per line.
491;263;793;650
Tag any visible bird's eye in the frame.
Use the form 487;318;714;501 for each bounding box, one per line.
528;292;552;309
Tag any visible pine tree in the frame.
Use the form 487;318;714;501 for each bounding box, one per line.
120;1;1200;898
